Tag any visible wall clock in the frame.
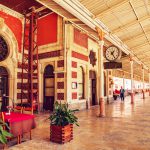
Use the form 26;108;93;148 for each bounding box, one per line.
105;46;121;62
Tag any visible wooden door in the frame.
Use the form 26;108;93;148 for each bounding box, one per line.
92;79;96;105
43;65;54;111
0;67;8;111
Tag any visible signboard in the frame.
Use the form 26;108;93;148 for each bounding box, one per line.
104;62;122;69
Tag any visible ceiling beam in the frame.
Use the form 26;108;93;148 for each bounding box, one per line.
112;15;150;33
134;49;150;55
123;30;150;42
131;43;149;50
95;0;130;17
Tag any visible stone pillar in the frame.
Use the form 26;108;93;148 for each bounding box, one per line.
39;63;43;111
149;71;150;96
106;70;109;104
142;67;145;99
98;41;105;117
85;66;90;109
130;59;134;104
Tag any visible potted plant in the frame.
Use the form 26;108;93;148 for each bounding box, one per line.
49;101;79;144
0;119;12;149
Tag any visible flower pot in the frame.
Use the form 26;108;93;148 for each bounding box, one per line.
50;124;73;144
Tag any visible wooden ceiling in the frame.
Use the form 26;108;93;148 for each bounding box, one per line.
78;0;150;81
35;0;150;81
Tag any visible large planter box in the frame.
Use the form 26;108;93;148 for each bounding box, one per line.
50;124;73;144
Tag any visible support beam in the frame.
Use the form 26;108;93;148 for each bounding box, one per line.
98;40;105;117
96;26;105;117
113;15;150;33
130;58;134;104
96;0;130;17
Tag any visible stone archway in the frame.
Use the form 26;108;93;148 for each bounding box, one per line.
0;17;19;105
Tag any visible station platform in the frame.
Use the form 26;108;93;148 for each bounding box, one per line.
10;93;150;150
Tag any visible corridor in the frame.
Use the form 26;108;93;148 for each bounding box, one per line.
10;93;150;150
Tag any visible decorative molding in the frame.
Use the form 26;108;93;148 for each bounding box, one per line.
38;50;63;59
57;73;64;78
72;51;88;62
0;17;4;28
0;4;23;20
89;50;97;67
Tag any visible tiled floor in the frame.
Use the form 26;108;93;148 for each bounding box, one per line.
9;93;150;150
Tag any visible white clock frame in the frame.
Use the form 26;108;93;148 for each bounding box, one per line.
105;46;122;62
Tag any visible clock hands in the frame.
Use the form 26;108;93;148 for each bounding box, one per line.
110;50;115;59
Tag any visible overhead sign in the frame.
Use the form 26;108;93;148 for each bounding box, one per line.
104;62;122;69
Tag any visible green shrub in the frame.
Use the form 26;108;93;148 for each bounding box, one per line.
49;102;79;126
0;119;12;144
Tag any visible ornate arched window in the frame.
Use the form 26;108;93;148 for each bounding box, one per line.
78;66;84;99
0;36;8;62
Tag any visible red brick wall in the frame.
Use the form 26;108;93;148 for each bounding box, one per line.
37;13;58;46
72;71;77;78
57;73;64;78
72;51;88;62
57;93;64;100
72;92;77;99
0;11;22;52
57;60;64;67
57;82;64;89
38;50;62;59
74;28;88;48
72;61;77;68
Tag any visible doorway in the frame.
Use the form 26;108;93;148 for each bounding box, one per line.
89;70;96;106
43;65;54;111
0;66;9;111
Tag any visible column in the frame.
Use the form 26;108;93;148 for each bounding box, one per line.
142;67;145;99
149;71;150;96
98;40;105;117
130;59;134;104
39;63;43;111
85;66;90;109
106;70;109;104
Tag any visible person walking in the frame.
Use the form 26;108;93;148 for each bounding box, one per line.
120;86;125;101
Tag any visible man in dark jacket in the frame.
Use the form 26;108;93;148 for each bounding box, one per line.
120;86;125;101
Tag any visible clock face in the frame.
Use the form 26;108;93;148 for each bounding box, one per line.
105;46;120;62
0;36;8;62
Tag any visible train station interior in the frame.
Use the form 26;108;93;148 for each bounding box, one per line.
0;0;150;149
